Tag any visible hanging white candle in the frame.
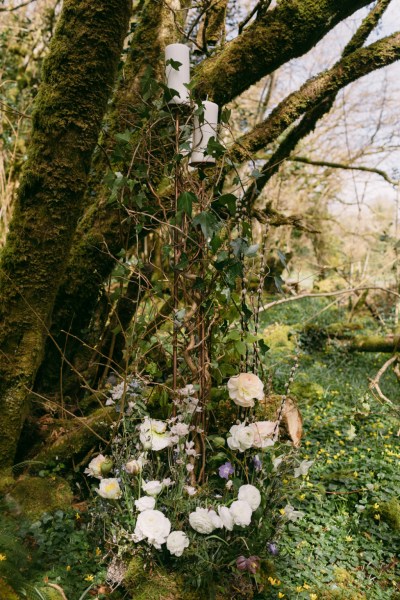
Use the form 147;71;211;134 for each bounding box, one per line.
189;101;219;167
165;43;190;105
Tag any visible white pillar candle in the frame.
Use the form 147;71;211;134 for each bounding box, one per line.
189;101;219;167
165;43;190;105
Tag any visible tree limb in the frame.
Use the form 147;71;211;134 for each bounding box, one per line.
289;156;398;186
231;31;400;162
194;0;373;105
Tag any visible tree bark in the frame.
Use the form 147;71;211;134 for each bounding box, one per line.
36;0;182;392
0;0;131;470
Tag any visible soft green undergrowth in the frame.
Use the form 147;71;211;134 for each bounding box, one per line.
257;298;400;600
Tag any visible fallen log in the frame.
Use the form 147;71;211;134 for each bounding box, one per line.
348;335;400;352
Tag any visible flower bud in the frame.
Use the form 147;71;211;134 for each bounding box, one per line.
100;459;113;477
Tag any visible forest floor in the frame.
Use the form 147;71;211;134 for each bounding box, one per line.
260;298;400;600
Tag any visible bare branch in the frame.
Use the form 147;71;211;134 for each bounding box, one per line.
0;0;36;12
290;157;398;186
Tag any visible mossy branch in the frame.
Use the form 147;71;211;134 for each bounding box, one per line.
231;31;400;163
193;0;373;105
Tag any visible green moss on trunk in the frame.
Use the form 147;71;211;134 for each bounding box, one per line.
0;0;131;469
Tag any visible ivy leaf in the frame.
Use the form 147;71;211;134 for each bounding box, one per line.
259;339;270;355
277;249;287;268
212;193;237;216
220;108;231;124
177;191;196;217
243;243;259;257
274;275;285;294
166;58;182;71
115;130;132;143
206;137;225;159
192;211;220;241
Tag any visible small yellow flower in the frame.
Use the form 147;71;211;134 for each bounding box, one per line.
353;472;358;478
268;576;280;586
326;459;332;465
84;574;94;582
66;565;71;572
374;514;381;521
75;513;81;520
345;535;353;542
310;594;318;600
283;479;289;484
373;503;380;509
279;508;286;515
0;554;6;561
299;494;306;500
95;547;102;556
278;593;285;599
296;586;303;592
303;582;310;589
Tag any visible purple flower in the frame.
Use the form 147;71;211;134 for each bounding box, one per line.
218;461;234;480
236;555;260;574
253;454;262;471
267;542;278;555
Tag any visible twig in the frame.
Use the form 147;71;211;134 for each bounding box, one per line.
260;286;400;313
238;0;271;34
368;355;398;405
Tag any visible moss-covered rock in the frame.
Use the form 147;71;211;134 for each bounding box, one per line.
372;497;400;530
262;323;295;353
124;562;205;600
5;476;73;520
291;375;324;403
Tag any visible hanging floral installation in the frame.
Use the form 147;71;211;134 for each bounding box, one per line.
84;43;307;597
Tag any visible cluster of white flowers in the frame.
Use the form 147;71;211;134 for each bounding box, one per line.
174;384;202;414
227;420;276;452
139;417;172;451
189;484;261;534
133;509;190;556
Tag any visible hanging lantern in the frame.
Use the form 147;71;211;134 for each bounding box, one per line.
189;101;219;167
165;43;190;105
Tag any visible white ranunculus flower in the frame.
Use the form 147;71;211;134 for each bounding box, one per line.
134;509;171;549
85;454;107;479
125;453;147;475
282;504;305;522
189;507;216;534
229;500;253;527
218;506;234;531
227;423;255;452
142;480;163;496
166;531;190;557
250;421;276;448
184;485;197;496
96;478;122;500
139;417;172;451
135;496;156;512
238;484;261;511
208;510;223;529
227;373;264;407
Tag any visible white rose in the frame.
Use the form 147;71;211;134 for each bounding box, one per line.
238;484;261;511
250;421;276;448
189;507;216;534
85;454;107;479
134;509;171;549
229;500;252;527
135;496;156;512
139;418;172;451
166;531;190;557
218;506;234;531
142;480;163;496
227;373;264;408
96;478;122;500
227;423;254;452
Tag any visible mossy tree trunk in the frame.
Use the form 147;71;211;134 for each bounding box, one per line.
0;0;131;470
